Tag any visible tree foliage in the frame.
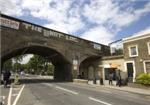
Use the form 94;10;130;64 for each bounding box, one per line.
136;73;150;86
26;55;54;75
3;59;13;71
3;54;54;75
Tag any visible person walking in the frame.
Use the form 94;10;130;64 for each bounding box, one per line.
109;73;113;85
116;70;122;87
3;70;11;88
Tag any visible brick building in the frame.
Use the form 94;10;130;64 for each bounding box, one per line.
100;33;150;85
123;33;150;82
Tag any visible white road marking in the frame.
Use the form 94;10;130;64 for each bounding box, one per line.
89;97;112;105
0;96;6;99
2;96;5;105
12;94;18;97
1;96;5;104
43;83;79;95
12;84;25;105
2;96;6;99
8;86;12;105
55;86;79;95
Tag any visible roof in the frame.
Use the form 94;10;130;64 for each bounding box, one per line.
123;33;150;43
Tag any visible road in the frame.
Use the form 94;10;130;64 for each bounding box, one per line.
1;75;150;105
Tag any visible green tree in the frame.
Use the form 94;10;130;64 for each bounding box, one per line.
26;55;54;75
3;59;13;71
27;55;45;74
47;63;54;75
115;48;123;55
13;62;22;72
13;55;27;72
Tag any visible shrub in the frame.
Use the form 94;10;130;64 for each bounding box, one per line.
136;73;150;86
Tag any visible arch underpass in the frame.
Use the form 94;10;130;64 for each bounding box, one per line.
2;45;73;81
79;56;101;80
1;14;110;82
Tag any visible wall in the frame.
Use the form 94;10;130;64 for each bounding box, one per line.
100;56;126;85
123;34;150;75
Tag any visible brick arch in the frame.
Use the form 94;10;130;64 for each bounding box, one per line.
1;45;73;82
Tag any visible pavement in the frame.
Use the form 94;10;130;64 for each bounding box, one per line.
73;82;150;96
104;85;150;96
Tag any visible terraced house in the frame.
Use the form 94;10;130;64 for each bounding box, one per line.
123;33;150;82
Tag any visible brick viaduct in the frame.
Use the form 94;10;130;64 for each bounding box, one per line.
0;14;110;81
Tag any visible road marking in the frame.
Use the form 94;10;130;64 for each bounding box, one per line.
8;86;12;105
0;96;5;105
89;97;112;105
12;94;18;97
0;96;5;99
55;86;79;95
12;84;25;105
2;96;6;99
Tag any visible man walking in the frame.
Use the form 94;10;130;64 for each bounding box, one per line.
109;73;113;85
3;70;11;88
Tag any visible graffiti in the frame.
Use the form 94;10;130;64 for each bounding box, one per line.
0;17;19;29
23;23;42;33
22;22;78;42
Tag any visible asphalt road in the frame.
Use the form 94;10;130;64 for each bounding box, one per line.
1;75;150;105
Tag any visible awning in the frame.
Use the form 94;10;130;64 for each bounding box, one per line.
103;63;120;69
110;63;119;68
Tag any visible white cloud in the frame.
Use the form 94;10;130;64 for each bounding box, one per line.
81;26;113;45
0;0;23;16
83;0;118;24
112;2;150;27
44;17;85;34
21;0;72;23
83;0;150;28
81;0;150;45
135;2;150;16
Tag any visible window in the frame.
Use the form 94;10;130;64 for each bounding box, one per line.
143;60;150;73
148;42;150;55
129;45;138;57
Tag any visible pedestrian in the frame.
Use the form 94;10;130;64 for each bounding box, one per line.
109;73;113;85
116;70;122;87
3;70;11;88
118;75;122;87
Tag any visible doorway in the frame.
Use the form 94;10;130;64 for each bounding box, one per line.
125;61;135;82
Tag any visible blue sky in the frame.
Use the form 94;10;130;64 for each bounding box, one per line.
1;0;150;45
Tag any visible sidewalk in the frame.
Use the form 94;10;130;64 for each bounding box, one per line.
102;85;150;96
73;82;150;96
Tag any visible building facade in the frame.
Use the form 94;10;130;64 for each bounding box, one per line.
123;34;150;82
100;55;126;85
76;33;150;85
